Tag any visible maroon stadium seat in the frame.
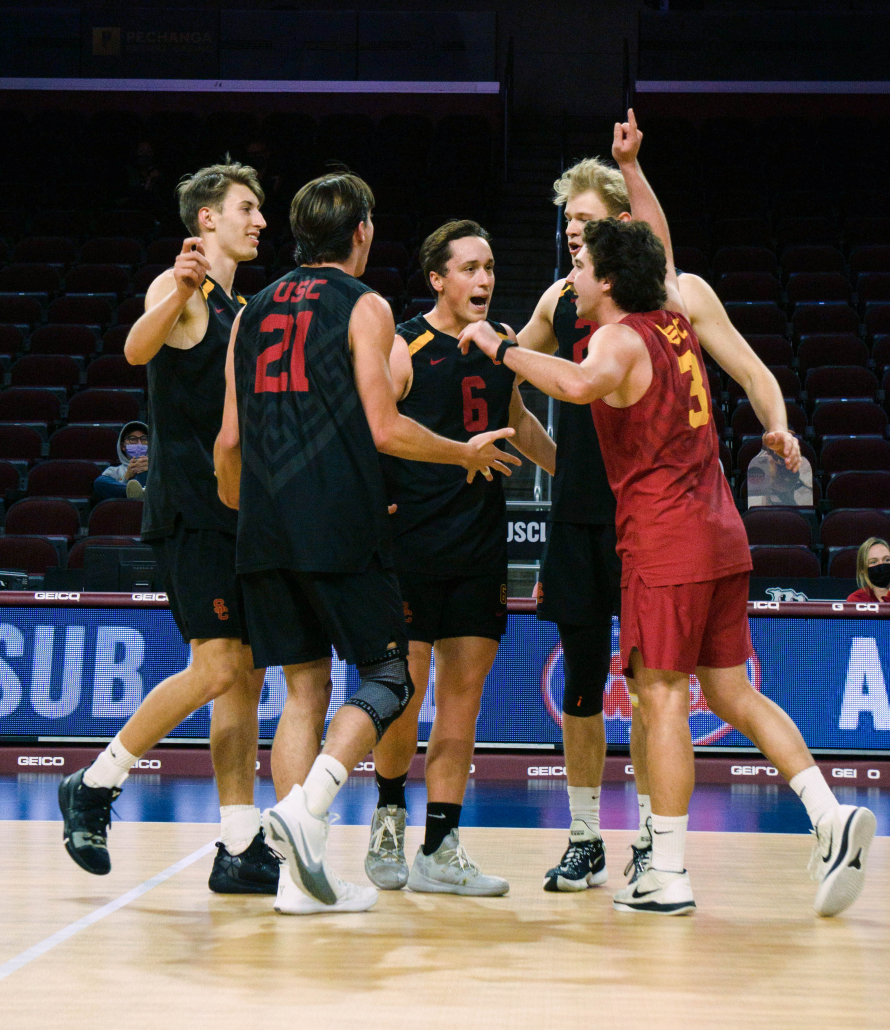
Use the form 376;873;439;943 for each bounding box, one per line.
0;263;61;296
712;247;778;277
0;388;61;423
93;210;158;239
0;324;25;355
64;264;131;298
88;498;144;536
749;545;821;577
825;470;890;509
786;272;852;309
858;273;890;316
14;236;77;265
49;425;120;463
5;496;80;537
78;237;144;266
850;245;890;277
0;535;60;575
819;508;890;548
731;400;807;438
405;270;429;297
401;300;435;321
804;366;878;404
791;303;859;339
780;245;845;279
796;335;868;375
716;273;781;304
811;399;888;440
30;209;92;237
820;435;890;475
85;355;147;390
742;507;812;546
11;355;80;392
0;424;43;462
132;264;169;293
744;335;794;366
67;389;139;423
47;295;113;328
776;217;837;249
29;324;98;357
101;326;130;355
361;267;404;296
67;535;142;568
727;367;802;407
845;217;890;248
26;459;100;498
0;459;20;493
724;302;787;336
865;303;890;342
115;296;145;326
827;547;859;579
0;296;43;326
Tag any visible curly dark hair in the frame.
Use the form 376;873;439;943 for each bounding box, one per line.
582;218;667;313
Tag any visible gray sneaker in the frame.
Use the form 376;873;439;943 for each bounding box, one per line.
364;805;408;890
126;479;144;500
407;830;509;896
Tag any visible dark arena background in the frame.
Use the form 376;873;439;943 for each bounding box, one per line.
0;3;889;1028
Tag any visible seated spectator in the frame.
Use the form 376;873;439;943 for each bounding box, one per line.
847;536;890;603
94;421;148;501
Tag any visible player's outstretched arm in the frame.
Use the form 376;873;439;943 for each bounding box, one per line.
680;274;801;472
351;293;522;482
516;280;562;355
459;319;639;406
507;380;556;476
124;239;210;365
214;309;243;509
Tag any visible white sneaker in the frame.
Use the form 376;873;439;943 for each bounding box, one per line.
613;868;696;915
407;830;509;896
809;804;876;917
274;863;377;915
261;786;337;905
364;805;408;890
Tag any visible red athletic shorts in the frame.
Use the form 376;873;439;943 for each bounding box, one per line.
620;569;753;677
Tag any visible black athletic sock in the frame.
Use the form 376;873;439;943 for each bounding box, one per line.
375;770;408;810
422;802;462;855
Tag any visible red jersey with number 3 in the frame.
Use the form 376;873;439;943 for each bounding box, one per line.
590;309;751;587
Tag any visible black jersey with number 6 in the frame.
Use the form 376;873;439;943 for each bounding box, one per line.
381;314;516;577
234;267;393;575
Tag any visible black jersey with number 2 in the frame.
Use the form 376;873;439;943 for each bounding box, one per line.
234;267;393;575
550;282;616;525
381;314;516;577
143;276;243;539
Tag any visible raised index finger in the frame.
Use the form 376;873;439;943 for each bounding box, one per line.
628;108;637;131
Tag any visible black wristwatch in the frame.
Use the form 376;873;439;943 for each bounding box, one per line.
495;338;518;364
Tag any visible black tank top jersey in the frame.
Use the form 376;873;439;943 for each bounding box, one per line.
234;266;393;575
550;281;617;525
381;314;516;577
142;276;244;539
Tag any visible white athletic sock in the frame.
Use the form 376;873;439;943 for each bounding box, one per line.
650;813;688;874
567;786;601;836
790;765;839;830
84;733;137;789
220;805;260;856
302;755;349;819
636;794;652;845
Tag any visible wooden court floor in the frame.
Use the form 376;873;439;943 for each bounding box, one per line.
1;821;887;1030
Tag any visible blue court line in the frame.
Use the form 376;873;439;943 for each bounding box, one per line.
0;840;216;983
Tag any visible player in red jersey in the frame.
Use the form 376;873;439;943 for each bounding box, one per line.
460;218;876;917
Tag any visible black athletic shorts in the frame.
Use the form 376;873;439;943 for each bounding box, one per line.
150;521;242;642
237;556;408;669
398;568;508;644
535;521;621;626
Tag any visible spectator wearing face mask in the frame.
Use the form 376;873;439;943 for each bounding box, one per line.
93;421;149;501
847;536;890;603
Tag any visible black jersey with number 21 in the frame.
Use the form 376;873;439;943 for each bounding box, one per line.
234;267;393;575
381;314;516;577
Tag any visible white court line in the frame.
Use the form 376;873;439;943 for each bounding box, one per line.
0;840;216;982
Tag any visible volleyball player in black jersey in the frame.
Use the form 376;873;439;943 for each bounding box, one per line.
214;174;521;914
362;221;555;896
517;111;797;892
58;160;281;895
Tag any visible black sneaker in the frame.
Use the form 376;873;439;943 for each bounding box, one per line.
543;832;608;892
208;830;281;895
58;767;121;875
623;840;652;885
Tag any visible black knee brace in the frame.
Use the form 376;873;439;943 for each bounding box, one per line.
345;648;414;741
559;619;611;718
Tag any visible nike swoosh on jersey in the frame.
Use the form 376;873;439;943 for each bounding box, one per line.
214;306;225;314
430;357;446;365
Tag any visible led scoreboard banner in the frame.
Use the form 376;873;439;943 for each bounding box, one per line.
0;593;889;756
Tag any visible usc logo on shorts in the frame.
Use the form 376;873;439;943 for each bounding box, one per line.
213;598;230;621
500;583;507;605
402;601;413;624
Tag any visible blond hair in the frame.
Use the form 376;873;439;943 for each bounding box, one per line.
552;157;630;216
177;157;264;237
856;536;890;591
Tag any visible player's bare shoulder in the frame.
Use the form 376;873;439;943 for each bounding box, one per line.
349;290;397;353
145;266;207;351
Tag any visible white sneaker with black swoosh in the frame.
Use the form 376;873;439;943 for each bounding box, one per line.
261;785;338;906
274;862;377;915
809;804;876;917
612;868;696;915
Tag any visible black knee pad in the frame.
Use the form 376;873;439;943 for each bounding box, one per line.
345;648;414;741
559;620;611;718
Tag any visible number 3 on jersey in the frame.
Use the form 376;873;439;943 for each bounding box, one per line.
676;349;710;428
255;311;312;393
